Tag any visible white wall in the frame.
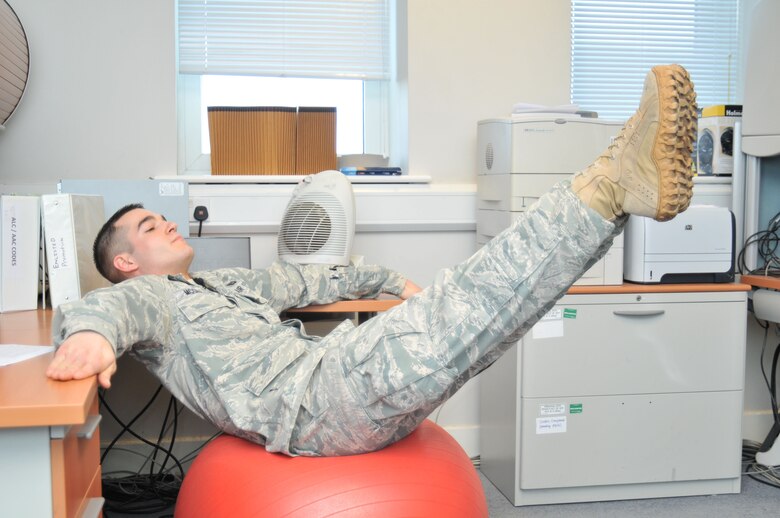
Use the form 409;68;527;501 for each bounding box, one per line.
0;0;568;191
0;0;176;193
405;0;570;183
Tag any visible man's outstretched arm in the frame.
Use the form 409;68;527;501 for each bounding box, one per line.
400;279;422;299
229;261;420;312
47;276;172;388
46;331;117;389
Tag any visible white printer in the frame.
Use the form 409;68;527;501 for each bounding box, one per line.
477;114;624;285
624;205;735;284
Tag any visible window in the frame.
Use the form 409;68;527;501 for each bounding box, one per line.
177;0;391;174
571;0;742;120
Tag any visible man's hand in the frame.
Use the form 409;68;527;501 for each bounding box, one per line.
400;279;422;300
46;331;117;389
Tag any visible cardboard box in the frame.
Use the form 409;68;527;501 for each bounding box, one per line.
208;106;337;175
697;115;739;176
296;107;337;174
208;106;297;175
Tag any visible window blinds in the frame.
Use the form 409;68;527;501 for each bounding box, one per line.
178;0;390;80
571;0;741;120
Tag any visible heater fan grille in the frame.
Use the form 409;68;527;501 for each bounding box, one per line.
279;193;348;256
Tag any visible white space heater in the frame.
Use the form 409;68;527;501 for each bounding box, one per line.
277;170;355;265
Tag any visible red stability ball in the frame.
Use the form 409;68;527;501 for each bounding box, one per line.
175;419;488;517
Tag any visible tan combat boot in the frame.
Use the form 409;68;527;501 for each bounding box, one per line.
572;64;697;222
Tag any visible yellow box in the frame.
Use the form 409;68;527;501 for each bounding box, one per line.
701;104;742;118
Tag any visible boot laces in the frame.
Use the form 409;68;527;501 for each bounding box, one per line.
602;112;639;161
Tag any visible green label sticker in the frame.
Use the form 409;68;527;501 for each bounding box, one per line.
570;403;583;414
563;308;577;319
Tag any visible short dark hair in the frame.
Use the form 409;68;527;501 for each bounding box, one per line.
93;203;144;283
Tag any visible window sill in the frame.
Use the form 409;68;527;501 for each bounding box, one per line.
155;174;432;185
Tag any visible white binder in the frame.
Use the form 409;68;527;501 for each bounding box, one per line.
41;194;109;308
0;195;41;312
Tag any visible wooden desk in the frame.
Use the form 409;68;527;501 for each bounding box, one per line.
568;281;751;294
0;309;103;518
740;274;780;291
286;296;403;324
286;284;753;322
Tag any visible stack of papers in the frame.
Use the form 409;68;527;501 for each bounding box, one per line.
0;344;54;367
512;103;581;114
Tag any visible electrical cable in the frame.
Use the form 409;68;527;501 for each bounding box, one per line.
744;440;780;488
756;322;779;424
99;385;188;515
150;396;178;479
100;385;163;464
99;385;222;515
737;209;780;276
161;431;222;475
770;338;780;426
739;212;780;476
193;205;208;237
743;315;780;482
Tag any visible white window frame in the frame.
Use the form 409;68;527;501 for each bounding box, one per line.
177;76;389;174
176;0;396;175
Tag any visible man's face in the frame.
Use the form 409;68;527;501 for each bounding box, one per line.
115;208;193;278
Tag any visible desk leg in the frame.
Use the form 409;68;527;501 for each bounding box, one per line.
0;427;54;517
358;312;377;325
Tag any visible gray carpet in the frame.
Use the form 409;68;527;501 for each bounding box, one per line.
105;468;780;517
480;470;780;517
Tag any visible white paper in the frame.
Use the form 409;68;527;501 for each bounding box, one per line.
540;404;566;416
512;103;580;114
536;416;567;434
0;344;55;367
532;307;564;339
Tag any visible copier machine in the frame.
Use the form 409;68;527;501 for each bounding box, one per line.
477;114;623;285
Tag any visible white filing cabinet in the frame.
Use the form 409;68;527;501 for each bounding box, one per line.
480;286;748;506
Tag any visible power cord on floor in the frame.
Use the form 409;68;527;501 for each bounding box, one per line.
743;440;780;489
99;386;188;516
756;320;780;427
742;315;780;482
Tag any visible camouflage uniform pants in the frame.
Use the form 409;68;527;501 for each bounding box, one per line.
290;181;624;455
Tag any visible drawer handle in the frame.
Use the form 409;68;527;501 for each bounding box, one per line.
613;310;666;317
77;414;102;440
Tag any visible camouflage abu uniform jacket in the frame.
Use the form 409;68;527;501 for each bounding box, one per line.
52;261;407;453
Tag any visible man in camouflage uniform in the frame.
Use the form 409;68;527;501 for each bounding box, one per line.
47;65;697;456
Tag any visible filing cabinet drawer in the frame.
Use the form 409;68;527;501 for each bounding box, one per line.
520;295;746;397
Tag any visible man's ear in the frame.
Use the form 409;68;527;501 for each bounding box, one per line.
113;253;139;276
